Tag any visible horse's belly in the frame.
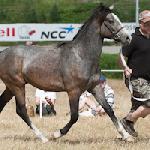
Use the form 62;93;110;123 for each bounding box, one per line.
23;67;65;91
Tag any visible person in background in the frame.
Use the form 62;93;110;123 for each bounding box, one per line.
119;10;150;137
35;88;57;116
79;75;115;117
25;41;37;46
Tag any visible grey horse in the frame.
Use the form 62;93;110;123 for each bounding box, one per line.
0;5;132;142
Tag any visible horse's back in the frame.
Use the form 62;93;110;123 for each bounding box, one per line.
0;45;65;90
22;45;65;90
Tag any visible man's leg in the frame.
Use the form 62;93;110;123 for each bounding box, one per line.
121;97;140;137
121;98;150;137
121;78;150;138
126;105;150;121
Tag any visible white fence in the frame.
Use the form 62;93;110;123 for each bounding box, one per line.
101;69;123;73
101;69;124;80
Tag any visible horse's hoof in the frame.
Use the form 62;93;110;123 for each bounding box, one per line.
42;137;49;143
116;134;122;139
125;135;135;142
53;130;62;139
117;134;135;142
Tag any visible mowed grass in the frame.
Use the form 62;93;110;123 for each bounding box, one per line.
0;79;149;150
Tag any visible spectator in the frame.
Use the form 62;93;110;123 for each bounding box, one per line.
35;88;57;116
25;41;37;46
79;75;115;117
119;10;150;137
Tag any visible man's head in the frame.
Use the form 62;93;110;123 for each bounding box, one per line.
139;10;150;23
139;10;150;35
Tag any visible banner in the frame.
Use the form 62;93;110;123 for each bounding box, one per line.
0;24;81;42
0;23;136;42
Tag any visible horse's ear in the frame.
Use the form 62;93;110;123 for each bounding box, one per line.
109;5;114;10
99;3;104;7
99;3;105;9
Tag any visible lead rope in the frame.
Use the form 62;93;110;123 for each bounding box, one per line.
128;76;133;94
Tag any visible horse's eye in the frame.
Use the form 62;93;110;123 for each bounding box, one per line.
108;20;114;24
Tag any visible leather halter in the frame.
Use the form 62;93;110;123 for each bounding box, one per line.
103;21;124;39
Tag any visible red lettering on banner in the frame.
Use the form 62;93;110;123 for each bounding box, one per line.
7;28;9;36
0;27;15;37
12;28;15;36
0;29;5;36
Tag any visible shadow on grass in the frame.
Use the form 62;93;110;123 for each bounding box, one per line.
48;136;145;144
0;134;149;145
49;136;150;145
0;135;39;142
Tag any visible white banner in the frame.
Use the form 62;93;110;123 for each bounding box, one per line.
0;23;136;42
0;24;81;42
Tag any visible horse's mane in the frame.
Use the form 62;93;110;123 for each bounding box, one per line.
57;4;112;48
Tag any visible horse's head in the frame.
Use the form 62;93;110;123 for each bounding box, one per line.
96;4;131;45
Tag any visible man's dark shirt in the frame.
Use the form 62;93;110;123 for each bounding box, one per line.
122;27;150;80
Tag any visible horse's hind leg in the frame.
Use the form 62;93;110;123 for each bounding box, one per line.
53;89;80;138
0;87;14;112
91;84;132;140
10;85;48;143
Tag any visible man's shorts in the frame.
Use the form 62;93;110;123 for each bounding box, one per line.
125;77;150;109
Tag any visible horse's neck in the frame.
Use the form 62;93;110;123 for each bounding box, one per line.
73;21;103;58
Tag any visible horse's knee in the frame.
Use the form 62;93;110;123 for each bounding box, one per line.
16;106;22;116
16;104;31;126
16;104;27;116
71;113;78;124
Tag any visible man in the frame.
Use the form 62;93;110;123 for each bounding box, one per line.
120;10;150;137
35;88;57;116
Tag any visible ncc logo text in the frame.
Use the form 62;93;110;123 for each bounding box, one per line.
41;31;67;39
41;25;77;39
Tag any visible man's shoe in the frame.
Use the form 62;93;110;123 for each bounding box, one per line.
120;118;138;137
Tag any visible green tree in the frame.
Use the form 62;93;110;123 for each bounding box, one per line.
49;3;61;23
21;1;38;23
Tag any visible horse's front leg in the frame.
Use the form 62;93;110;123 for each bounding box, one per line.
91;84;132;141
53;89;80;138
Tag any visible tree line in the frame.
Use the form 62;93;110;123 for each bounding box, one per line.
0;0;149;24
